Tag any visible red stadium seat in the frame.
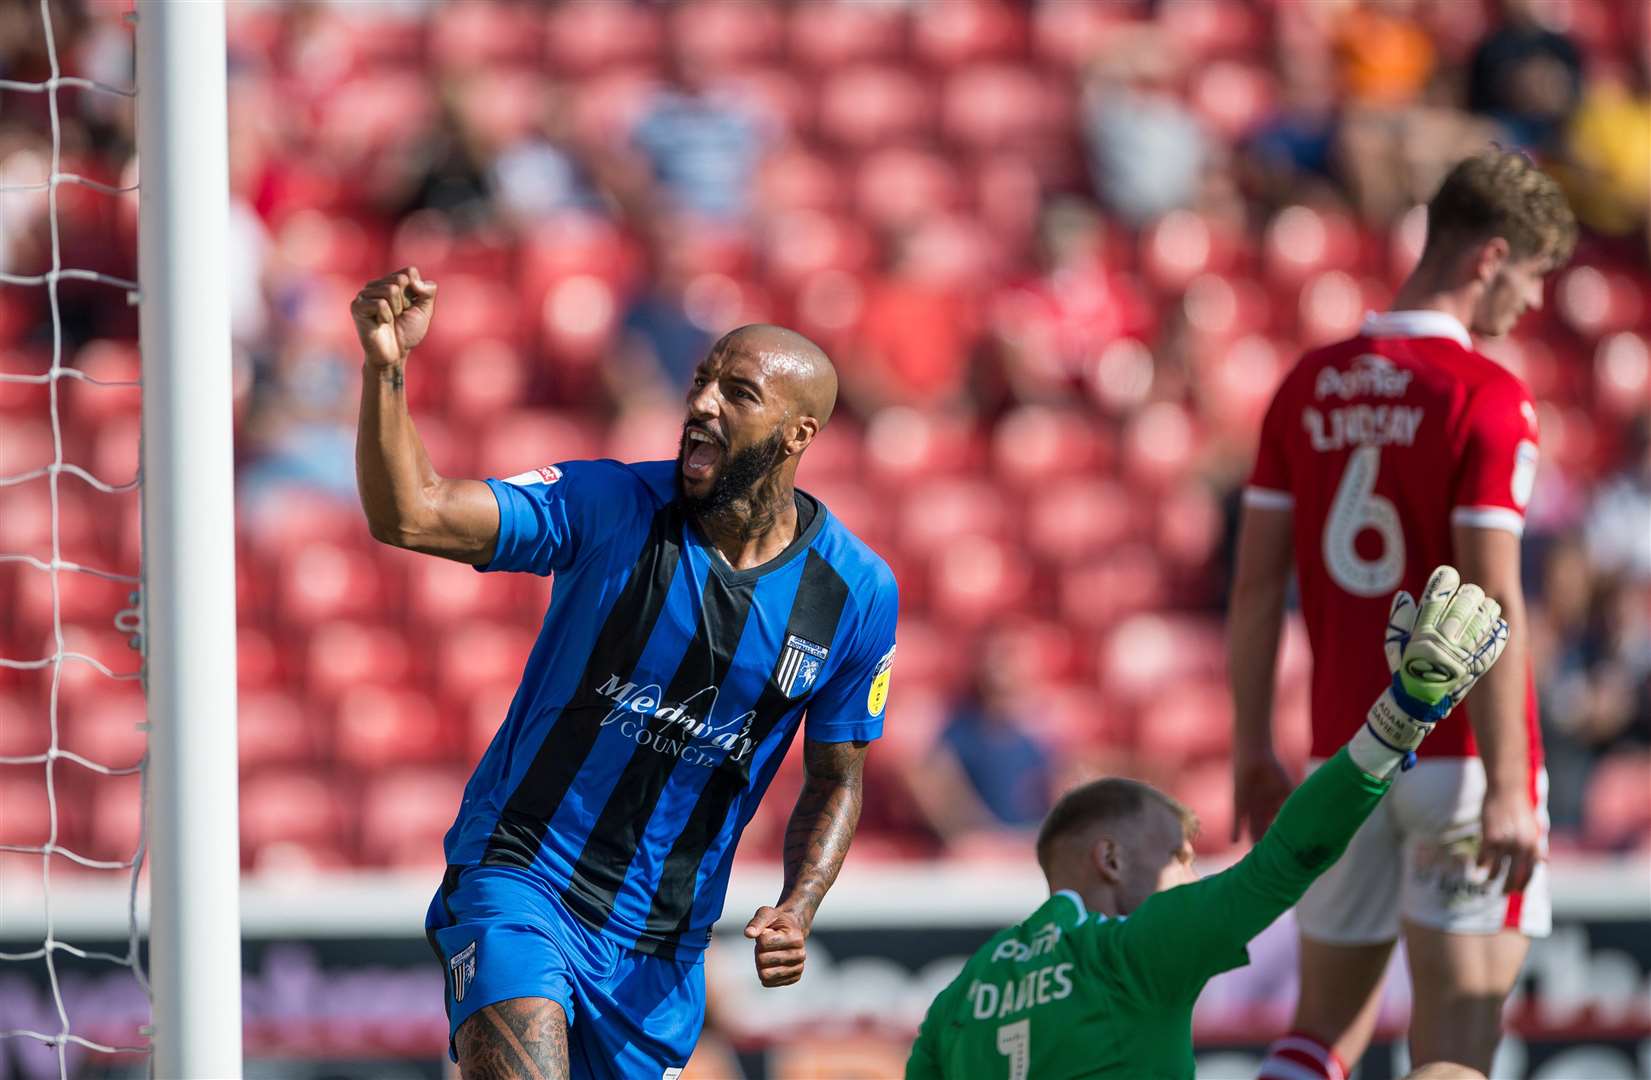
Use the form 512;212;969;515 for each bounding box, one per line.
714;66;811;135
90;414;140;490
1139;210;1241;293
986;619;1087;684
545;2;663;76
1031;2;1138;68
539;272;622;369
86;771;142;866
238;689;322;768
1169;760;1236;854
240;769;351;862
761;212;875;289
59;681;146;770
1264;204;1363;286
1584;752;1651;851
818;65;936;149
334;685;449;768
1595;332;1650;417
52;626;142;714
447;339;531;423
898;477;1010;555
434;621;534;712
1136;679;1234;763
1120;402;1198;490
60;340;141;423
427;2;544;72
1158;0;1264;59
468;682;520;764
0;417;52;482
1100;613;1225;705
670;0;783;66
475;409;604;481
239;490;363;560
360;768;467;868
0;772;57;850
405;556;519;628
863;407;983;485
1025;477;1139;565
1155;480;1224;571
1057;546;1168;632
276;542;387;627
1027;683;1125;753
1298;271;1386;347
0;694;50;761
1557;266;1644;340
914;1;1028;67
854;147;963;230
1188;60;1277;140
304;621;416;701
12;560;132;628
928;536;1029;625
787;2;905;69
420;274;526;361
1197;335;1289;438
940;65;1068;153
568;69;665;150
991;405;1108;485
755;147;848;216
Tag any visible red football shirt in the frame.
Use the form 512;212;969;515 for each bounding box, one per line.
1247;310;1542;764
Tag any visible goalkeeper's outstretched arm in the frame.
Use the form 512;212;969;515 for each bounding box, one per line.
1117;568;1510;1003
352;266;500;564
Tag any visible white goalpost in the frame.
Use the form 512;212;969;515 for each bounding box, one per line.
135;1;244;1076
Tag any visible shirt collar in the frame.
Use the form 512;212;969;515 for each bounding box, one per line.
1359;309;1473;350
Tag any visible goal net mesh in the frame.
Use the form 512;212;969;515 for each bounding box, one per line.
0;0;150;1075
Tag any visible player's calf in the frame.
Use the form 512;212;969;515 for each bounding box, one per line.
456;997;570;1080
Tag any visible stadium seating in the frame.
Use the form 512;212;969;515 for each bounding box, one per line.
3;0;1645;870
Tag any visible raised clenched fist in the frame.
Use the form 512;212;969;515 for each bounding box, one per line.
351;266;438;368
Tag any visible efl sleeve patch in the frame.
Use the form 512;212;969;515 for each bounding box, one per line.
502;464;563;487
866;644;895;718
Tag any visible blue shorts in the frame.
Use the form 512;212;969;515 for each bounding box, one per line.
425;864;705;1078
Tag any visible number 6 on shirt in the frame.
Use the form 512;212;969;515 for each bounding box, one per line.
1323;445;1406;597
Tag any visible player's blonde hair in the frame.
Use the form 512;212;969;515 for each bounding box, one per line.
1035;777;1198;876
1422;149;1578;271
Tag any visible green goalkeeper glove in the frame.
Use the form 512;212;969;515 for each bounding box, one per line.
1350;565;1511;778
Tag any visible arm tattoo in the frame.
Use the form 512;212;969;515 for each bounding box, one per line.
456;998;569;1080
381;366;405;392
779;738;868;927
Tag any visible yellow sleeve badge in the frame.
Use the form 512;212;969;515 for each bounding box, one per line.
867;644;896;718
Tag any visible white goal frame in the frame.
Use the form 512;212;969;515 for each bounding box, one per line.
136;1;243;1075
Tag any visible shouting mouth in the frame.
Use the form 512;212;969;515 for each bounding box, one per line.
682;427;724;482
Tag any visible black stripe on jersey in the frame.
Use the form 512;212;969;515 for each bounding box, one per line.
637;550;851;957
560;563;759;931
480;505;682;869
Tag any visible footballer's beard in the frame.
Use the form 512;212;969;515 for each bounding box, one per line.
677;427;792;539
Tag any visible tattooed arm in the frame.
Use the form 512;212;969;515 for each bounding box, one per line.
743;737;869;987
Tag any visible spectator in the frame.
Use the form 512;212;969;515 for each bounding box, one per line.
988;199;1152;405
839;219;986;416
1555;50;1651;250
1080;27;1209;228
627;40;769;222
1467;0;1584;152
1584;417;1651;581
1332;0;1436;108
908;638;1055;842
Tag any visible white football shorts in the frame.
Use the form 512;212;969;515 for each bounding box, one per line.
1294;756;1551;944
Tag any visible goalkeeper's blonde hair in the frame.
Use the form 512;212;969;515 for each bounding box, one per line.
1036;778;1198;876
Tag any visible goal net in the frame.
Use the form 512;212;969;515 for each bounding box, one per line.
2;2;242;1076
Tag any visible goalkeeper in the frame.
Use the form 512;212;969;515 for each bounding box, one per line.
907;566;1509;1080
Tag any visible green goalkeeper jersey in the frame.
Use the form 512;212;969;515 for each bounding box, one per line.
905;750;1389;1080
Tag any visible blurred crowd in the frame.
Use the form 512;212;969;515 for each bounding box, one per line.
0;0;1647;876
